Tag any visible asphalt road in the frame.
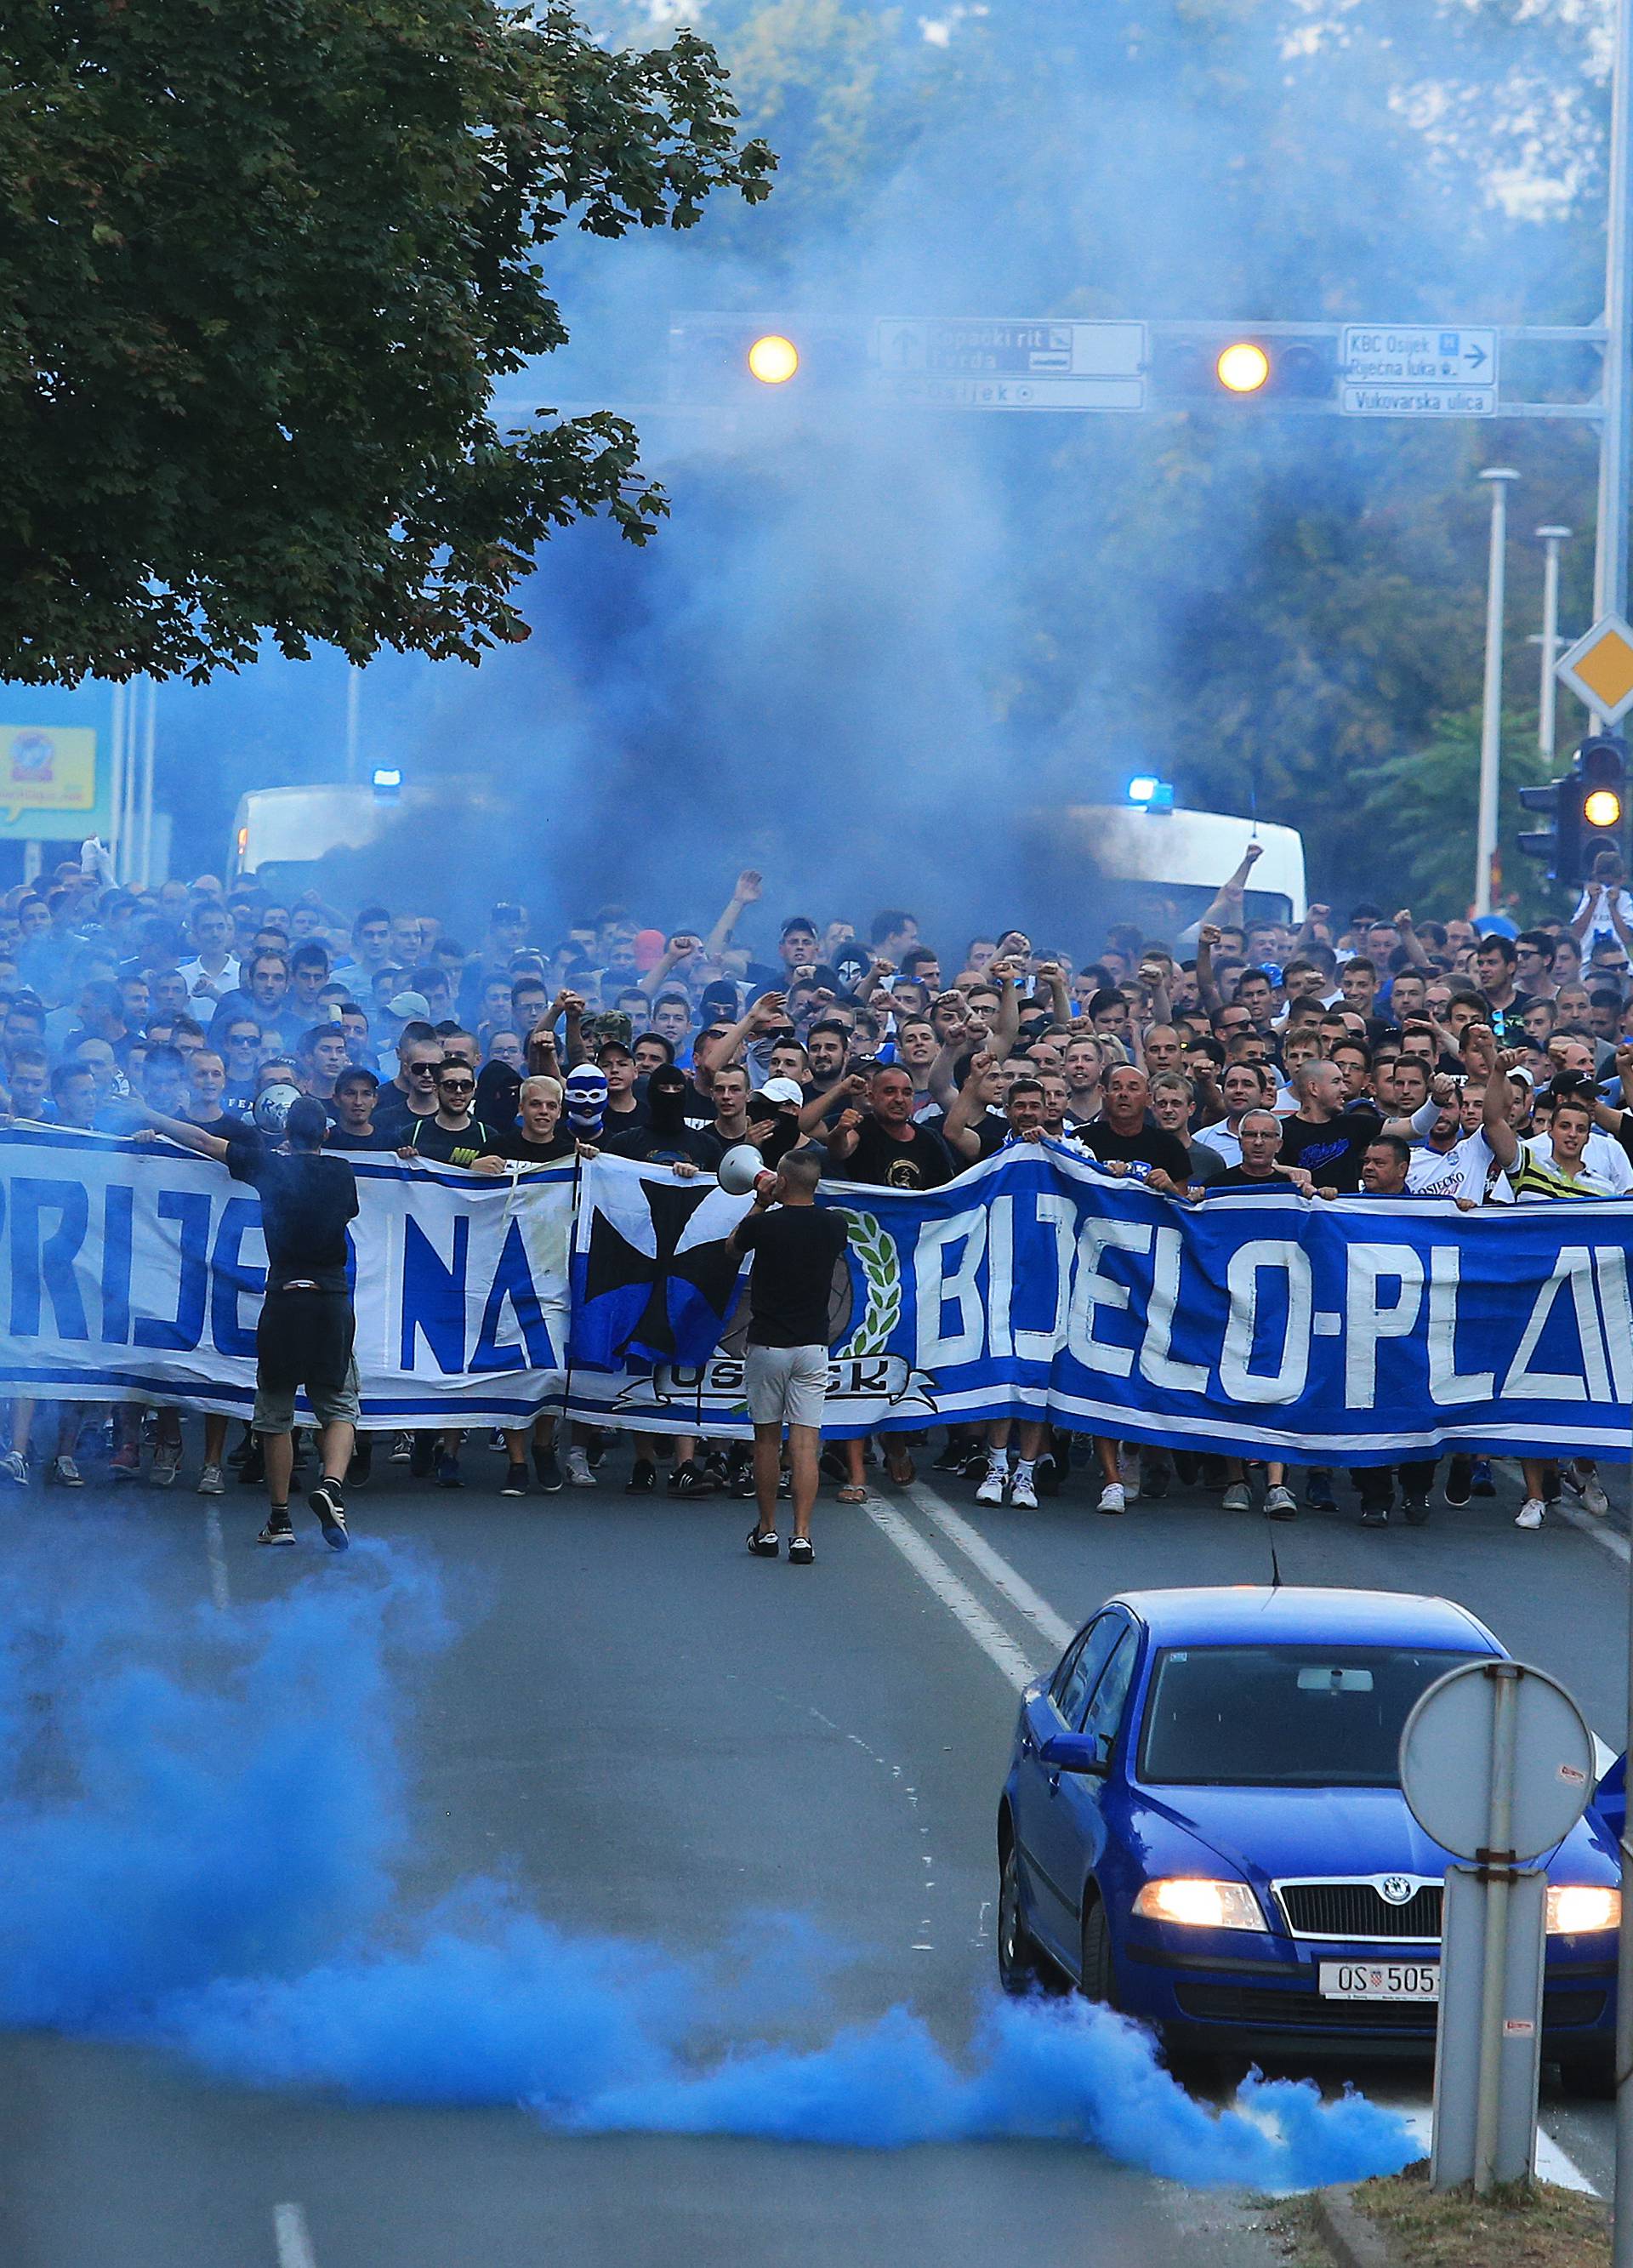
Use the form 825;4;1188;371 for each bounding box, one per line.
1;1430;1626;2265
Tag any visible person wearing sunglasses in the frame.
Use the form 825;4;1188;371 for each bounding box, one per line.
213;1017;264;1115
371;1023;444;1139
398;1060;492;1170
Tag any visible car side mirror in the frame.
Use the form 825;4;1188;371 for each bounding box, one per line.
1039;1731;1111;1777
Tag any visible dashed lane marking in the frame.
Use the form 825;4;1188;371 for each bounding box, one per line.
273;2202;319;2268
202;1503;230;1609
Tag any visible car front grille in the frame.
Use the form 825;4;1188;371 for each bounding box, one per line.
1277;1879;1442;1941
1173;1983;1607;2035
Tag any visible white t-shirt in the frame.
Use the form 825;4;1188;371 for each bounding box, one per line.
1572;886;1633;944
177;953;240;1001
1405;1129;1511;1205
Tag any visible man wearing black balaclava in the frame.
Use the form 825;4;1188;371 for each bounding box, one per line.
606;1064;725;1171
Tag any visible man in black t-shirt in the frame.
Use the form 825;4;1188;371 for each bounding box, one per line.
1204;1109;1317;1194
729;1150;849;1565
605;1064;725;1171
325;1066;400;1152
473;1073;576;1168
400;1060;491;1168
1277;1059;1375;1193
824;1063;954;1191
139;1096;358;1549
1077;1065;1192;1193
469;1073;575;1495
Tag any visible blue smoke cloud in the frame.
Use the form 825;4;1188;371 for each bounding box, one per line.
0;1516;1420;2191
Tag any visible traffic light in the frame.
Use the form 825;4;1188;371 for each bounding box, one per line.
667;314;862;402
1517;777;1572;883
1147;326;1338;407
1574;734;1626;862
1517;736;1627;885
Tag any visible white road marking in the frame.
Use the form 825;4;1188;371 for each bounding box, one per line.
273;2201;319;2268
864;1500;1040;1692
904;1480;1077;1650
202;1505;230;1610
1377;2099;1597;2195
1555;1496;1630;1562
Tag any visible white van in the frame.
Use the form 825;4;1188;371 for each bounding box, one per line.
1024;804;1306;937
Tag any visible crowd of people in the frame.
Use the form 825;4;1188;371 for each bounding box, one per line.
3;833;1631;1542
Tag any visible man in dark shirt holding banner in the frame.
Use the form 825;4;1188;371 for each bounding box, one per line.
728;1151;850;1566
139;1094;360;1550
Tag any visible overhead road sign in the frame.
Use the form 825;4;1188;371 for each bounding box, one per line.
871;319;1146;412
1556;613;1633;724
1340;325;1499;416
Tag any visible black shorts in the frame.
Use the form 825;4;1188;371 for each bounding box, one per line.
256;1287;356;1396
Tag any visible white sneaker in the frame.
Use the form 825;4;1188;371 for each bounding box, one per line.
1097;1482;1126;1516
1010;1468;1038;1510
389;1431;413;1462
0;1449;27;1486
565;1447;596;1488
150;1442;181;1488
1515;1497;1545;1530
1222;1483;1251;1513
1580;1467;1610;1517
196;1464;225;1496
976;1465;1007;1507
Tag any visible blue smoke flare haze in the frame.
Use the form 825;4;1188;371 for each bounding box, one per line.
0;1518;1420;2191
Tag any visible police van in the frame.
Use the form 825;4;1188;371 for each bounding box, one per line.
1024;798;1306;939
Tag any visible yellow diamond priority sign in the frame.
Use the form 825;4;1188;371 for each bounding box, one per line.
1556;613;1633;725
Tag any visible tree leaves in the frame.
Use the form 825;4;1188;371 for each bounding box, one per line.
0;0;775;683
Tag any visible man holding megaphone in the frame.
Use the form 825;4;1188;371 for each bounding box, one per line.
726;1153;849;1567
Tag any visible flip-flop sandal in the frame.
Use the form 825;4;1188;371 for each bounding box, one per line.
836;1484;867;1503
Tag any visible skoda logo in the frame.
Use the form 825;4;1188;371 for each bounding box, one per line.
1379;1876;1414;1905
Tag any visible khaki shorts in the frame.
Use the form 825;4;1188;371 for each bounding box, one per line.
744;1343;829;1430
253;1357;361;1436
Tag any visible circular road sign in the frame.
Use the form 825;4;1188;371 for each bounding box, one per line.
1399;1659;1594;1864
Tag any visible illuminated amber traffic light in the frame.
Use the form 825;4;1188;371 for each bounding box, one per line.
1585;787;1624;829
748;334;799;385
1215;341;1271;394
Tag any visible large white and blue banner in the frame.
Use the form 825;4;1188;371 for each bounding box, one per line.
565;1146;1633;1462
0;1125;572;1425
6;1127;1633;1462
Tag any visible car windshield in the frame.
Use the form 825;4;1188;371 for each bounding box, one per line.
1138;1644;1484;1788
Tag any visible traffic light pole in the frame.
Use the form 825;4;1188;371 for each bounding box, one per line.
1596;0;1633;635
1476;470;1519;916
1602;12;1633;2266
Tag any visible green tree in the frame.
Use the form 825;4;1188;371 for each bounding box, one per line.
1354;706;1558;922
0;0;773;684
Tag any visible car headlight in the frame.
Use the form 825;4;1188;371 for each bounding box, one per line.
1132;1878;1267;1931
1546;1884;1621;1935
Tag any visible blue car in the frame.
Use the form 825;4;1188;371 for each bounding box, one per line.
997;1586;1622;2085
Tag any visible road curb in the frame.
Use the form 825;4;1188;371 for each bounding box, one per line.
1308;2185;1392;2268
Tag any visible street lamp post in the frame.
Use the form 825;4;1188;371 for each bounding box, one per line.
1536;527;1573;756
1598;0;1633;631
1475;468;1520;918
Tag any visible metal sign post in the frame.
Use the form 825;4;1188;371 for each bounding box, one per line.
1399;1659;1595;2192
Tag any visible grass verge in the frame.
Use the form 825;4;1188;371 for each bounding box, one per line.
1284;2161;1609;2268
